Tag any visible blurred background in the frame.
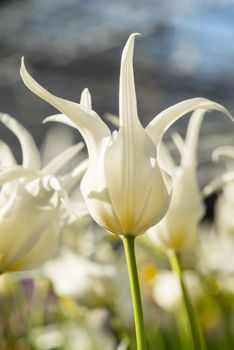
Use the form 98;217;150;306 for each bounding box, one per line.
0;0;234;181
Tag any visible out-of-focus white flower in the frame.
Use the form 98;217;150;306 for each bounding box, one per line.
215;183;234;237
147;110;206;253
31;310;116;350
204;146;234;237
20;34;231;237
44;248;116;308
153;270;203;312
197;231;234;294
0;114;85;273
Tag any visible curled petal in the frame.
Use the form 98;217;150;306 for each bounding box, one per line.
20;59;110;160
212;146;234;162
44;113;77;129
0;113;40;170
146;98;233;147
203;172;234;197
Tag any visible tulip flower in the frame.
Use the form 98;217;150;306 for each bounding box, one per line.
20;33;233;350
0;114;84;273
147;109;206;253
146;109;231;350
20;34;231;238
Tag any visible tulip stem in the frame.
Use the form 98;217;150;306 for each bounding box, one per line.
122;236;146;350
169;251;202;350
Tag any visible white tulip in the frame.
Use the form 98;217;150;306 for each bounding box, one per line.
147;110;207;253
0;114;84;272
20;34;231;237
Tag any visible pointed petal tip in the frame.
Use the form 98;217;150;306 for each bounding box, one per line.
212;146;234;162
80;88;92;109
71;141;84;155
122;33;141;58
0;113;10;123
82;87;89;93
20;56;26;75
43;115;63;124
129;32;141;39
20;56;34;89
43;117;51;124
124;33;141;49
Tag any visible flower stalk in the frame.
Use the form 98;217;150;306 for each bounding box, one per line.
122;236;146;350
169;251;202;350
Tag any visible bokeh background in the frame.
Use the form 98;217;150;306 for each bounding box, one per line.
0;0;234;184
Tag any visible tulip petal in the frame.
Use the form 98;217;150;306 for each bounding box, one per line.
182;109;206;167
212;146;234;162
171;132;185;156
153;110;206;253
62;159;88;193
119;33;141;129
44;113;77;129
103;33;169;234
158;141;176;176
0;166;37;186
7;222;59;271
0;187;55;270
80;88;92;109
42;142;84;175
81;138;124;235
5;212;60;271
20;59;110;160
146;98;233;147
203;172;234;196
0;113;40;170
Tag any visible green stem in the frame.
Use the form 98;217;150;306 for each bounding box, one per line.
122;236;147;350
169;251;202;350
